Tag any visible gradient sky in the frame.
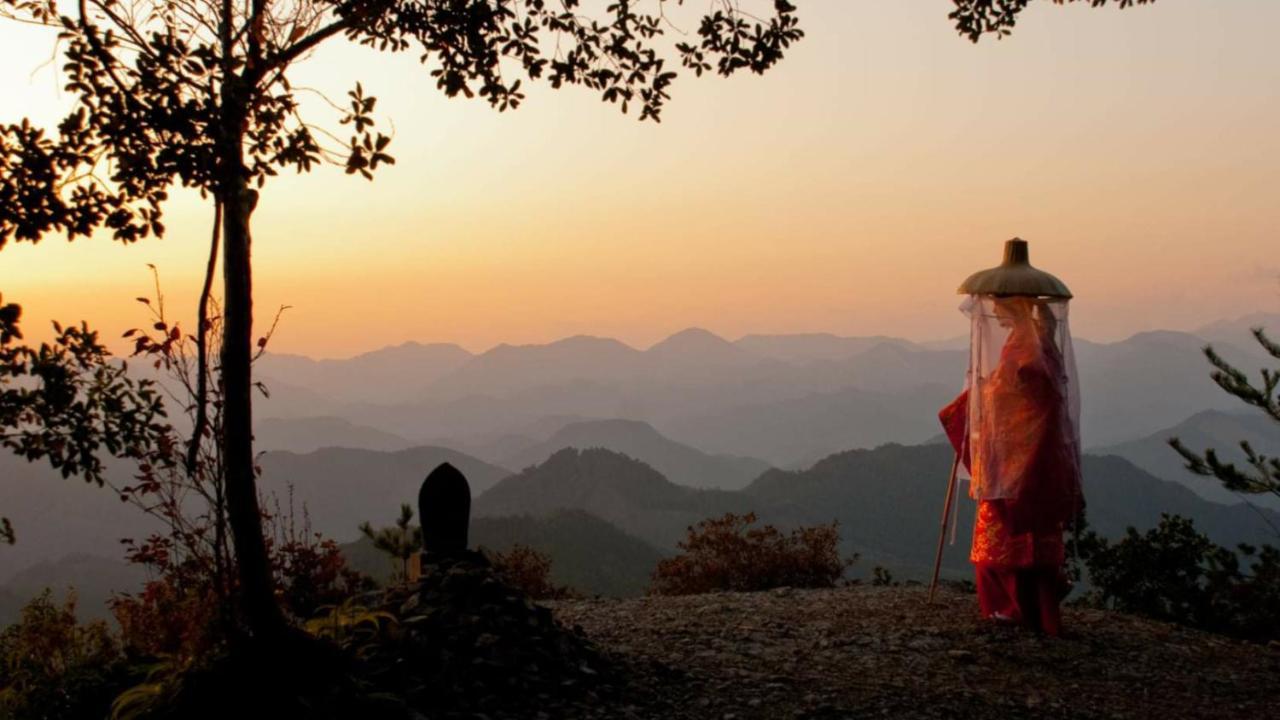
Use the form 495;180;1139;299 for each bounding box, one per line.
1;1;1277;357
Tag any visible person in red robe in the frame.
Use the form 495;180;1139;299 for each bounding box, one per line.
939;296;1084;636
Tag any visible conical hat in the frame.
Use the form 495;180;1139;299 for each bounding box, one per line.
957;238;1072;299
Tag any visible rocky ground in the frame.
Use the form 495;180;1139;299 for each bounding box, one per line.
542;585;1280;720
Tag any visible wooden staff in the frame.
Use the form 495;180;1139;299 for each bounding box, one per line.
928;452;962;604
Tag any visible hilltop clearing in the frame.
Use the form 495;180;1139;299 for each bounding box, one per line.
548;586;1278;719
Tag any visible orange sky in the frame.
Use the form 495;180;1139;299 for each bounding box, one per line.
2;1;1278;357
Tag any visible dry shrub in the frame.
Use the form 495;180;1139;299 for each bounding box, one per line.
650;512;854;595
0;590;129;720
484;544;576;600
110;509;371;660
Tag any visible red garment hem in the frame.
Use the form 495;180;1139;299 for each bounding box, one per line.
974;562;1063;637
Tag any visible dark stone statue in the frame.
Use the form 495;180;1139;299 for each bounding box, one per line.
419;462;471;554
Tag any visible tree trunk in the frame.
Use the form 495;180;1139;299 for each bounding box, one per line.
219;114;286;640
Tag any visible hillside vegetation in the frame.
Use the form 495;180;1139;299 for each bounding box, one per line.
343;509;663;597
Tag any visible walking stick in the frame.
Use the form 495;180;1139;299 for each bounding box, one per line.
928;451;962;604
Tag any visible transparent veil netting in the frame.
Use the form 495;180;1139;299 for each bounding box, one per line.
952;295;1083;528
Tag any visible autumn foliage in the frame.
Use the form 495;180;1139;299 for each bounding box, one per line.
109;506;372;659
649;513;853;596
484;544;575;601
0;591;127;720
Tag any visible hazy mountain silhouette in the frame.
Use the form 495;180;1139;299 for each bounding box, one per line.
256;342;472;404
662;384;954;468
424;414;600;465
0;453;162;583
257;446;513;543
747;443;1280;577
918;335;970;351
474;444;1280;581
238;322;1273;458
342;509;663;597
423;336;646;400
831;343;965;393
499;418;772;490
6;315;1274;615
0;554;142;625
255;416;416;454
1098;410;1280;509
1072;331;1264;446
474;448;757;550
646;327;778;380
733;333;919;363
252;375;346;419
0;443;512;583
7;440;1279;618
1192;312;1280;346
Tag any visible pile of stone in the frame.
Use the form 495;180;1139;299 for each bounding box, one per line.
375;550;618;718
360;462;624;719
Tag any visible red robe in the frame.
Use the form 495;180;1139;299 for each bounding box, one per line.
939;300;1081;636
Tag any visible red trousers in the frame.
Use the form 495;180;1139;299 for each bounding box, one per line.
971;500;1066;637
974;563;1063;636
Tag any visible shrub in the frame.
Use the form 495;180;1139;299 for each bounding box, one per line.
109;578;223;662
1076;514;1280;641
110;507;371;660
870;566;897;587
649;512;854;595
359;504;423;585
0;590;132;720
272;533;375;621
483;544;576;600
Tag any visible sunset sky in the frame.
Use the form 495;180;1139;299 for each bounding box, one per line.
1;0;1277;358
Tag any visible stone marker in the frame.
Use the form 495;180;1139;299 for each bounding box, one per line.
418;461;471;554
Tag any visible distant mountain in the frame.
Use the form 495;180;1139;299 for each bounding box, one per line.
258;446;513;543
647;328;774;380
1098;410;1280;509
746;443;1280;578
252;375;347;419
424;414;600;465
9;439;1278;622
255;416;416;454
0;453;161;583
837;343;965;393
499;419;771;490
661;384;954;468
0;586;19;628
343;509;664;597
1073;330;1263;447
474;448;756;550
918;335;970;351
0;444;512;586
423;336;646;400
733;333;918;363
1193;312;1280;346
256;342;473;404
0;554;144;626
474;444;1280;583
240;321;1273;459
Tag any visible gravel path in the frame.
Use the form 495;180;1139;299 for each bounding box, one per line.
546;586;1280;720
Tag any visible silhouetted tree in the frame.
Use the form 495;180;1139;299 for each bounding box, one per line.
1074;514;1280;641
0;293;169;547
1170;328;1280;513
950;0;1154;42
0;0;802;640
